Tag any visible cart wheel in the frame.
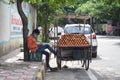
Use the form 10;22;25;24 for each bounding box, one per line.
83;49;90;70
57;57;61;70
81;59;84;67
57;47;61;70
84;59;89;70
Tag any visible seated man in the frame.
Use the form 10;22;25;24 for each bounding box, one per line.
27;29;57;71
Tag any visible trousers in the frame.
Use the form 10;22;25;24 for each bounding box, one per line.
36;44;57;67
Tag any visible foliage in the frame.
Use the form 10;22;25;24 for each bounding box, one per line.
26;0;77;42
75;0;120;22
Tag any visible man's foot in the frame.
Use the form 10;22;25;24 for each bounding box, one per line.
46;67;58;72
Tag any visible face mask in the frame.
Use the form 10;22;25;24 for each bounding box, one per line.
33;33;37;38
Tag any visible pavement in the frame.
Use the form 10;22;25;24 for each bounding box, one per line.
0;48;45;80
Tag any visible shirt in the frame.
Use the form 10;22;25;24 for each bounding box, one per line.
27;35;38;52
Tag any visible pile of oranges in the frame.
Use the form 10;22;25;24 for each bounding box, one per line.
58;34;91;47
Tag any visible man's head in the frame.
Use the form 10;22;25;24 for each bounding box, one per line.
32;29;40;38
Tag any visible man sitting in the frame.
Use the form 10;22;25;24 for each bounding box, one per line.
27;29;57;71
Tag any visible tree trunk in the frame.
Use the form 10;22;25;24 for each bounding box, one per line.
17;0;29;61
44;15;48;42
44;7;48;42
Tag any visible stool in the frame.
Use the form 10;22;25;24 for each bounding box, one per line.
29;52;42;62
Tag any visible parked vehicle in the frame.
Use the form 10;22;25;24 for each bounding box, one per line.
64;24;98;58
49;26;64;39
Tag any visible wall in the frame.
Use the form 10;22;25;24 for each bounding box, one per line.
0;0;37;57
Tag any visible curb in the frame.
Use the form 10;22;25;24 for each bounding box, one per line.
35;71;43;80
34;62;46;80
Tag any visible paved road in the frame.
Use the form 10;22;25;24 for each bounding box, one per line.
90;35;120;80
45;35;120;80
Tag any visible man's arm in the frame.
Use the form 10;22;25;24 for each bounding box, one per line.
37;42;43;47
27;37;38;52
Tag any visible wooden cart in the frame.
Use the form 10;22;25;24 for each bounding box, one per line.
53;14;93;70
57;34;92;70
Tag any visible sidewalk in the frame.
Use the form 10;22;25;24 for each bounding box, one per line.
0;48;45;80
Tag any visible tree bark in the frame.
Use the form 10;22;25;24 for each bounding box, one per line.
44;11;48;42
17;0;29;61
44;6;48;42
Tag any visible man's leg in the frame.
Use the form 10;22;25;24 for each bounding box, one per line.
36;45;57;71
41;51;57;71
41;51;50;68
38;44;57;55
36;47;50;68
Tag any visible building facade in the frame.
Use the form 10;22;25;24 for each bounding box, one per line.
0;0;37;56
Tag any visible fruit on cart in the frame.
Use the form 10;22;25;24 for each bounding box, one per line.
58;34;91;47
